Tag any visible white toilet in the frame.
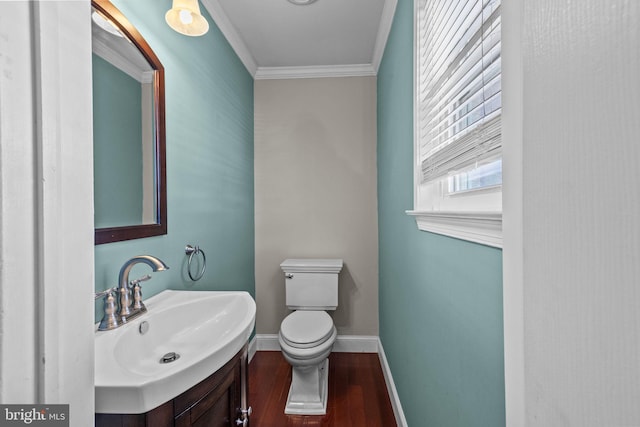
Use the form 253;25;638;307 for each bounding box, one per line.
278;258;343;415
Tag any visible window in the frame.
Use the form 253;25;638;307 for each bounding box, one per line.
407;0;503;248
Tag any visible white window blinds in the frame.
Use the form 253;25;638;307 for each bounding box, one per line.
417;0;501;184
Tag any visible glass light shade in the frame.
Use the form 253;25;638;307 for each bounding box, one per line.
165;0;209;36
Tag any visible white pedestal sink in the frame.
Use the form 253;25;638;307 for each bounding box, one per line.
94;290;255;414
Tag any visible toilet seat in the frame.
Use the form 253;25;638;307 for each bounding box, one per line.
280;311;334;349
279;310;337;366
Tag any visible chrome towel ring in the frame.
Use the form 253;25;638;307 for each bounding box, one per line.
185;244;206;281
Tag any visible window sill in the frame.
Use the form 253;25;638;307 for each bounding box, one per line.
405;210;502;248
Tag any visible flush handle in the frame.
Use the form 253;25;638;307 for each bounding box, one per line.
285;273;294;279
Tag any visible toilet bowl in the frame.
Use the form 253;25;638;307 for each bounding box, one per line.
278;259;343;415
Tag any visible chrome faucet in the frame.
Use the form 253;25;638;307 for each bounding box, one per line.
117;255;169;321
95;255;169;331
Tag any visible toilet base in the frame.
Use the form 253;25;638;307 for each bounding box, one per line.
284;359;330;415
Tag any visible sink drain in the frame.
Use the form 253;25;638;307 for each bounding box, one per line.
159;352;180;364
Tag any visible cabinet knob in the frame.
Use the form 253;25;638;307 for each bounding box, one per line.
236;406;251;426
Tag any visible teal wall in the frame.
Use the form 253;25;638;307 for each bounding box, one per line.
377;1;505;425
94;0;254;320
92;54;143;228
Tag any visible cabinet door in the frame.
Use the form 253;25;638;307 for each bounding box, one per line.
175;361;241;427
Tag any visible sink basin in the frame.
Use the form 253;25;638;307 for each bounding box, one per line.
95;290;255;414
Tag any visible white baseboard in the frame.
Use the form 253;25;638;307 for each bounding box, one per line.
254;334;280;351
333;335;379;353
248;335;258;362
250;334;407;426
377;338;408;427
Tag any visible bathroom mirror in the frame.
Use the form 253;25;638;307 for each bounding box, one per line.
92;0;167;244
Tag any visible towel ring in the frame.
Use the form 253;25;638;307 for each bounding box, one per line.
185;244;206;281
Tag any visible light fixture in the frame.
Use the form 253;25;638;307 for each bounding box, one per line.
287;0;318;4
165;0;209;37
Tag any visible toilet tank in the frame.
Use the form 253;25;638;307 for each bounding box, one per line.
280;259;343;310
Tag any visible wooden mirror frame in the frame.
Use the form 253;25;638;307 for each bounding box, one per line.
92;0;167;245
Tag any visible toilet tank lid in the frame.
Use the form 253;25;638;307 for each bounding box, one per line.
280;259;343;273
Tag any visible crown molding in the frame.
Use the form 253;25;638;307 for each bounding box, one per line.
200;0;258;76
255;64;377;80
201;0;396;79
371;0;397;72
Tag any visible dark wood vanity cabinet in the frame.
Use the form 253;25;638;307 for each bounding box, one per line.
173;350;242;427
96;347;249;427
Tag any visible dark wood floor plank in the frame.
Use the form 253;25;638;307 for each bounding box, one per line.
356;354;390;427
330;355;349;426
249;352;397;427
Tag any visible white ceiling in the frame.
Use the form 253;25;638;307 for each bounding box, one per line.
200;0;397;79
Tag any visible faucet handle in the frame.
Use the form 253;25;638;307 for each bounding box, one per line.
94;287;117;300
95;288;121;331
130;275;151;312
129;274;152;288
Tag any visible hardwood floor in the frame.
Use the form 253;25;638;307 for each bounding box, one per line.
248;351;397;427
